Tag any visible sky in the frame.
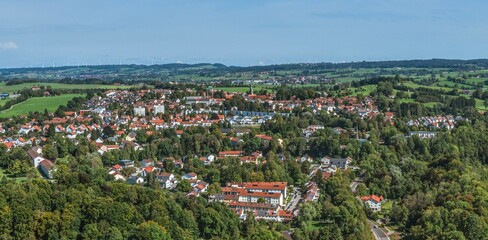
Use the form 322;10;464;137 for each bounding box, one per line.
0;0;487;68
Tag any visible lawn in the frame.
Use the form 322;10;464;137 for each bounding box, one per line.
0;168;28;182
350;85;376;96
433;80;474;89
0;82;136;93
0;94;85;117
0;98;9;106
474;98;488;110
308;221;328;230
401;82;453;91
382;200;393;212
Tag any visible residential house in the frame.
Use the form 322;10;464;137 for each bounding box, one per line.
27;146;44;167
409;131;437;139
200;154;215;166
182;172;198;181
320;156;352;170
219;151;244;158
141;159;154;167
39;159;55;179
361;194;384;212
128;175;145;185
125;131;137;141
157;173;177;189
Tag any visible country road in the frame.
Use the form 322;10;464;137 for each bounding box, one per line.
368;220;390;240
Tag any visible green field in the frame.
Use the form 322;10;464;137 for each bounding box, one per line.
0;94;85;117
349;85;377;96
0;99;9;106
401;82;453;91
0;168;28;182
0;82;135;93
215;85;269;93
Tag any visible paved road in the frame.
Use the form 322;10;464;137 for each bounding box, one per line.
349;177;362;193
368;220;390;240
286;188;301;212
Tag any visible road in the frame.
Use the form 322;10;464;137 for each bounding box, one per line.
285;188;301;212
349;177;362;193
368;220;390;240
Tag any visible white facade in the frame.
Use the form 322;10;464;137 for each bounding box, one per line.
154;104;165;115
365;199;382;212
134;106;146;117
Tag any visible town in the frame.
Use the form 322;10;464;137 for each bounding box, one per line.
6;55;488;240
0;75;477;239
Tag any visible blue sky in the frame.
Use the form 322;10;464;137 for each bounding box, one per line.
0;0;487;68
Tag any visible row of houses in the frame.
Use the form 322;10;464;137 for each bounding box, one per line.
209;181;292;222
407;115;465;130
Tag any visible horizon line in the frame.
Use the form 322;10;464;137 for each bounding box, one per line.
1;57;488;71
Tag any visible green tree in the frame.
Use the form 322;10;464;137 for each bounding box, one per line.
43;144;58;160
133;221;170;240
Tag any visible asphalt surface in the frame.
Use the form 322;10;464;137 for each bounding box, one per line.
368;220;390;240
349;177;362;193
286;188;301;211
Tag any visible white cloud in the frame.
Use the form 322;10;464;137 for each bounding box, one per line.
0;41;18;50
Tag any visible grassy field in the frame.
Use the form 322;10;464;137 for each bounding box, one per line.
215;85;269;93
0;99;9;106
0;94;85;117
401;82;453;91
308;221;327;230
0;168;28;182
0;82;136;93
349;85;376;96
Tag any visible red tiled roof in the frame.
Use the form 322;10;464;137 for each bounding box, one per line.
240;191;281;198
360;194;384;203
255;134;273;141
232;182;287;191
219;151;243;156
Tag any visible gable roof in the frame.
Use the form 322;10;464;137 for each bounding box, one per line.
360;194;384;203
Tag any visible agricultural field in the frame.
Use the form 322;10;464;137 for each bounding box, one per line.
0;94;85;117
400;82;454;91
0;82;137;93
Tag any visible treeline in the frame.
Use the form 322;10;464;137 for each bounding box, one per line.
4;77;151;86
3;59;488;81
222;95;269;111
275;87;322;100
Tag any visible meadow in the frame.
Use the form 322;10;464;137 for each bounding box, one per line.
0;99;9;106
0;94;85;117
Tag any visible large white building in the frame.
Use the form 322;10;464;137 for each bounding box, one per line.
154;104;165;115
134;106;146;117
238;191;283;206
